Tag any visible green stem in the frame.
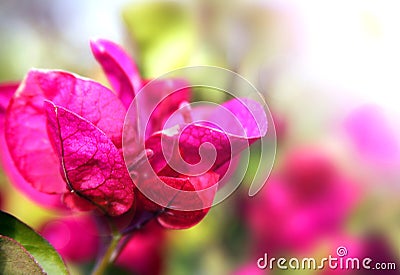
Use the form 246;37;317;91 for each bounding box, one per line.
91;229;122;275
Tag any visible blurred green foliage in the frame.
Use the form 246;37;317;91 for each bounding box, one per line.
123;2;197;77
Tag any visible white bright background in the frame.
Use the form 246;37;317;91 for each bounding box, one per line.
2;0;399;116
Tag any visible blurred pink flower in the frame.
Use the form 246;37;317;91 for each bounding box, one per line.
344;104;399;165
40;215;99;263
319;235;363;275
244;148;359;254
40;214;166;274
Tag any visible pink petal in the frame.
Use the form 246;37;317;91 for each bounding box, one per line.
163;97;267;137
140;78;190;137
136;176;197;213
0;83;65;209
0;82;18;115
146;97;267;177
5;70;126;194
137;172;218;229
45;101;134;216
206;97;268;137
144;132;175;174
90;38;142;109
124;79;190;171
157;204;210;229
179;98;267;171
147;124;253;178
0;141;66;209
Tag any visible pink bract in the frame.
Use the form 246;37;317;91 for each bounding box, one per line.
1;39;268;228
5;70;126;194
0;83;65;208
45;102;134;216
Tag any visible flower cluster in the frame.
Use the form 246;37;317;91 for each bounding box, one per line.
0;39;267;231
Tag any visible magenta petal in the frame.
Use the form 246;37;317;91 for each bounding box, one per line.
90;38;142;108
5;70;126;194
125;79;191;169
178;123;235;169
0;82;18;115
140;78;190;136
136;172;218;229
157;173;218;229
144;132;176;174
149;123;260;177
45;101;134;216
0;84;18;155
147;97;268;176
163;98;267;138
163;104;215;129
145;124;235;176
157;206;209;230
0;83;65;209
207;97;268;137
0;140;66;209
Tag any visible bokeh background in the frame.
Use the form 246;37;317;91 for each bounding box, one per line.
0;0;399;274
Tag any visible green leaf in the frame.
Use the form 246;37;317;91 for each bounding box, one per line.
122;1;196;77
0;235;46;274
0;211;69;275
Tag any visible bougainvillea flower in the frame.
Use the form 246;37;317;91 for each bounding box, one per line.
2;39;267;228
92;39;268;228
243;148;359;254
40;215;99;263
90;39;221;227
